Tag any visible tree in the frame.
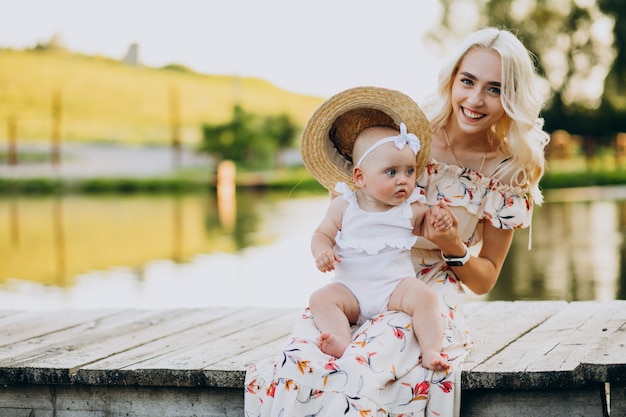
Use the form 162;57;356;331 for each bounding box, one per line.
428;0;615;109
598;0;626;111
427;0;623;141
199;105;298;170
33;33;66;51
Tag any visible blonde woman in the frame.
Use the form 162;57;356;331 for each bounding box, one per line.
420;26;549;296
245;27;549;416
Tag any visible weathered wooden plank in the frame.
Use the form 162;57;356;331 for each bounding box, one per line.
202;309;302;368
70;307;246;370
462;300;489;315
0;309;166;362
463;300;566;371
0;409;45;417
78;307;295;370
578;301;626;392
0;309;233;384
122;308;299;369
0;384;241;417
0;310;24;320
54;385;242;417
525;301;626;371
213;329;295;371
0;309;122;347
0;383;55;410
611;382;626;416
71;308;300;387
461;386;605;417
0;309;161;364
467;301;626;390
209;337;297;388
4;308;244;367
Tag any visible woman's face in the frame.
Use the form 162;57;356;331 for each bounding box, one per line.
450;48;505;137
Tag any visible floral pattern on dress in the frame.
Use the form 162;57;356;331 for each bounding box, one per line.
244;161;532;417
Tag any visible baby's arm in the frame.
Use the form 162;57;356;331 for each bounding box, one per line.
410;201;429;236
311;197;346;273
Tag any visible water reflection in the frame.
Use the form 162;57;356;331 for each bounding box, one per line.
52;195;67;286
0;190;330;309
1;191;267;287
496;198;625;301
1;189;625;310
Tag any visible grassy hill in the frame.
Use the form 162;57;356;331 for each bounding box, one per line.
0;48;325;145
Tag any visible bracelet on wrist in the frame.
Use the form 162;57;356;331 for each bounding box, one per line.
441;243;470;266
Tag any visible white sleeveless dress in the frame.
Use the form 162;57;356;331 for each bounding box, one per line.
332;182;426;325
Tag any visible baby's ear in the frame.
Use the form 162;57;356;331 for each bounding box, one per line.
353;167;364;186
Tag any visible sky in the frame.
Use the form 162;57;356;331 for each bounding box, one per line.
0;0;446;101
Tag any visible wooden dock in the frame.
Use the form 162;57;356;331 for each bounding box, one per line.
0;300;624;416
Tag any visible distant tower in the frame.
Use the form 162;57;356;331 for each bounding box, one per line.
122;43;140;67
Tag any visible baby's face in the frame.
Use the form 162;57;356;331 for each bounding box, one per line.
361;140;417;179
359;139;417;205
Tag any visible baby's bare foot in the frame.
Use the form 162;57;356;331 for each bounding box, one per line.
317;332;349;358
421;350;450;371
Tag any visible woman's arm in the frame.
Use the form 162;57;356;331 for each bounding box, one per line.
455;224;514;294
423;208;514;295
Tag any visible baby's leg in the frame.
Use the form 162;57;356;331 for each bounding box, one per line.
388;278;449;371
309;283;360;358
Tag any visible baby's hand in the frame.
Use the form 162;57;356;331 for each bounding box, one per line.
430;200;452;232
315;249;341;273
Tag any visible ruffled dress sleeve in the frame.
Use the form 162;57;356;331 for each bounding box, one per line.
418;162;532;230
407;186;427;205
333;181;353;199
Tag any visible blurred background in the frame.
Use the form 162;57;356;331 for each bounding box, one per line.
1;0;625;310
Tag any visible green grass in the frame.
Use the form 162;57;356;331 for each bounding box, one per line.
541;170;626;189
2;164;626;196
542;152;626;188
0;48;324;145
0;166;327;195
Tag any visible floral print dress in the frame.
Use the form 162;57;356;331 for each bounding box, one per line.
244;161;532;417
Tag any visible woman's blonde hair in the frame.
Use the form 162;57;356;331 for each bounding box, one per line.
423;27;550;204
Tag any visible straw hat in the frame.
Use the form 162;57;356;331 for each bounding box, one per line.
301;86;431;191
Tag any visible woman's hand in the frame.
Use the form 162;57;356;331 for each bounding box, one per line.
423;200;462;252
423;200;515;295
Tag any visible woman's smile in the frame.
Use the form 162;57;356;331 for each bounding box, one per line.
461;106;486;120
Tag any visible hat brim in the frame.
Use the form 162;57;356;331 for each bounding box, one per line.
301;86;431;191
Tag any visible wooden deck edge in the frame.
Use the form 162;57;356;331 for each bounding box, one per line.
0;301;623;392
0;383;244;417
462;363;626;390
462;370;559;390
1;382;619;417
3;364;623;391
460;385;608;417
0;367;247;389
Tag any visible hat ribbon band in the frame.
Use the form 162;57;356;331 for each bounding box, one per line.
356;123;421;167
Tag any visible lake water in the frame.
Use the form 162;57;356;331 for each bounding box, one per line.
1;187;625;310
